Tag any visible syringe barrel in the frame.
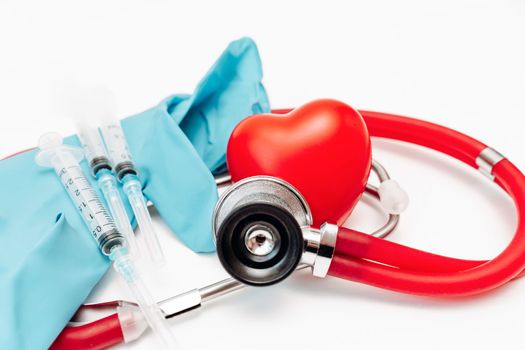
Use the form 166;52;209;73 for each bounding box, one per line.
76;124;112;176
50;149;126;255
100;121;137;180
97;170;139;255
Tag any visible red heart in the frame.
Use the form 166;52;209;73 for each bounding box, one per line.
227;99;371;227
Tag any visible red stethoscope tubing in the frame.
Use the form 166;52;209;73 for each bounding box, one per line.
270;109;525;296
50;313;123;350
329;111;525;296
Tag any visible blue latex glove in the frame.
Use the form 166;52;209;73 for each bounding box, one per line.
173;37;269;172
0;37;269;350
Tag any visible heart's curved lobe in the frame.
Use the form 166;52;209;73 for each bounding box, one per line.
227;99;371;227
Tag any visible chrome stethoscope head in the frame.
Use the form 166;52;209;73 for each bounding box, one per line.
213;176;312;286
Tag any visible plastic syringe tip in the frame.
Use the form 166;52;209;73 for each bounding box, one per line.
35;132;85;168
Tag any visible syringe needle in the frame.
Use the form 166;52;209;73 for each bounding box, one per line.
111;248;174;348
124;176;165;265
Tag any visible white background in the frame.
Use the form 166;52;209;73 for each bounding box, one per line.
1;1;525;349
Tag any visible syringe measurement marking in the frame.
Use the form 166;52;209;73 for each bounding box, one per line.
60;171;116;225
50;157;120;248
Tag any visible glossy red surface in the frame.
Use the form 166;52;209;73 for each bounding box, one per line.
227;99;372;227
50;313;124;350
329;111;525;297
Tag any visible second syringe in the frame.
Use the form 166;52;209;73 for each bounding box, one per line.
76;121;139;257
99;119;166;266
72;91;166;266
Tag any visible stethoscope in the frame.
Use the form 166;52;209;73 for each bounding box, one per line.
51;104;525;350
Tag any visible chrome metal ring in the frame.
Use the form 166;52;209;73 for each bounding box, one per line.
212;175;313;243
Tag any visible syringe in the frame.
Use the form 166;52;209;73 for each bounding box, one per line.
100;119;166;266
35;132;176;349
76;120;139;257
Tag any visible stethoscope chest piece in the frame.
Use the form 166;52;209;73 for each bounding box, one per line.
213;176;312;286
